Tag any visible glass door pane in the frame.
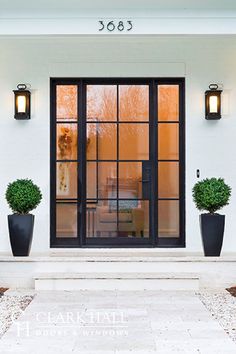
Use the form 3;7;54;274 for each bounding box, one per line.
55;85;79;239
86;84;150;242
56;85;77;121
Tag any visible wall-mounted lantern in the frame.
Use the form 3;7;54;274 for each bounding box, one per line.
205;84;222;120
13;84;31;120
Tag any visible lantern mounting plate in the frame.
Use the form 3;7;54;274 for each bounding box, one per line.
209;83;218;90
17;83;27;90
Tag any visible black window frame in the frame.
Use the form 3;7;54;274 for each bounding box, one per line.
50;77;185;248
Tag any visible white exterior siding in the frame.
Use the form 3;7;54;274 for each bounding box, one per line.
0;36;236;254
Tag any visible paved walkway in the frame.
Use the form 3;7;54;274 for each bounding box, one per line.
0;290;235;353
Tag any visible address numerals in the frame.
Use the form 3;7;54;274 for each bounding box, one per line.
99;20;133;32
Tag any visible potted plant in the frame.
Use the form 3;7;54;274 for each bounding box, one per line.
192;177;231;256
5;179;42;256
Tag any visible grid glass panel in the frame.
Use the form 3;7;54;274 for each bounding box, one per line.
119;124;149;160
87;162;97;199
87;200;118;238
55;85;79;239
119;85;149;121
158;123;179;160
158;85;179;121
158;162;179;199
158;200;179;237
118;162;142;199
56;85;77;120
97;123;117;160
118;200;149;238
86;84;150;240
98;162;117;199
87;123;97;160
87;85;117;121
56;202;77;238
56;162;77;200
157;84;180;239
57;124;77;160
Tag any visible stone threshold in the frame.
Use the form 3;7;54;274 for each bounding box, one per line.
34;272;200;291
35;271;199;279
0;250;236;262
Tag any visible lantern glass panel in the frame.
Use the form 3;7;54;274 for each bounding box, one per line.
209;95;218;113
17;95;26;113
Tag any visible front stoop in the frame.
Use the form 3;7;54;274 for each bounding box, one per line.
34;272;199;291
1;252;236;289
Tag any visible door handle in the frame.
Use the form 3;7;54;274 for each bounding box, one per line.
142;161;151;199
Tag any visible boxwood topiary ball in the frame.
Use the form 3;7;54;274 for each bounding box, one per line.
6;179;42;214
192;177;231;214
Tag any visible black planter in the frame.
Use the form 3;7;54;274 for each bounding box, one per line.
200;213;225;256
8;214;34;256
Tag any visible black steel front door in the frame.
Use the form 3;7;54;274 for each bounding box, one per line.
50;78;185;247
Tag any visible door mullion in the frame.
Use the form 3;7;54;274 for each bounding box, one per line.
78;80;86;246
116;84;119;237
50;80;57;247
179;80;186;247
150;80;158;246
77;82;81;246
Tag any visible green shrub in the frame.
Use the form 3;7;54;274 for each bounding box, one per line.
6;179;42;214
192;178;231;214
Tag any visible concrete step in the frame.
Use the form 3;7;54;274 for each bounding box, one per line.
34;272;199;291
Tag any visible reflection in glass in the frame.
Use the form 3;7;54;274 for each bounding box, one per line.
56;85;77;120
56;203;77;238
56;162;77;199
158;162;179;198
87;123;117;160
158;123;179;160
98;162;117;199
57;124;77;160
90;200;118;237
119;124;149;160
98;123;117;160
158;85;179;121
119;85;149;121
87;85;117;121
158;200;179;237
87;162;97;199
118;200;149;238
119;162;142;198
87;124;97;160
87;200;149;238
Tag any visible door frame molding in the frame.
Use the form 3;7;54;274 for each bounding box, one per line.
50;77;185;248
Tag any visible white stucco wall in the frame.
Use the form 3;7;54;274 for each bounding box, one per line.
0;36;236;254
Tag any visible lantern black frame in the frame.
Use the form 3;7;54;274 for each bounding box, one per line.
13;85;31;120
205;84;222;120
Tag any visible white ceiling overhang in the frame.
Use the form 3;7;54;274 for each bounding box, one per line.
1;0;236;35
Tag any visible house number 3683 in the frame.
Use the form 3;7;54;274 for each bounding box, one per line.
99;20;133;32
